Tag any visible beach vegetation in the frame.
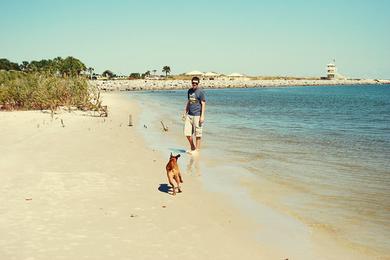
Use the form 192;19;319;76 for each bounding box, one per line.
59;56;87;76
143;70;151;78
87;67;94;79
129;73;141;79
20;61;30;72
102;70;115;79
0;57;103;112
0;58;21;71
162;66;171;77
0;70;101;111
1;56;87;77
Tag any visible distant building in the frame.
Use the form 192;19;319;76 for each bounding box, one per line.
227;72;250;81
113;75;128;80
327;63;336;79
185;70;204;76
203;72;220;80
326;61;348;80
96;75;108;80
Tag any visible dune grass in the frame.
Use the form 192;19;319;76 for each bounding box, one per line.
0;70;101;111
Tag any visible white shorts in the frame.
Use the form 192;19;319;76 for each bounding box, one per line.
184;115;203;137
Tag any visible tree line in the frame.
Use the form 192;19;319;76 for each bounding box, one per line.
0;57;172;80
0;57;90;77
114;66;171;80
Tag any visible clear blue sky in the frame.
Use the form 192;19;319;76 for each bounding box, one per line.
1;0;389;78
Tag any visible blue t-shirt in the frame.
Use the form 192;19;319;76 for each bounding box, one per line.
187;88;206;116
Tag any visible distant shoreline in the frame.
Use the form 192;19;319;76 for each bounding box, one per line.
90;79;390;91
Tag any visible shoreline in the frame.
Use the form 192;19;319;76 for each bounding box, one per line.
128;93;381;259
90;79;390;91
129;90;388;259
0;92;385;259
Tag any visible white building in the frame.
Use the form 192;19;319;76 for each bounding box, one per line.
185;70;204;76
327;63;336;79
227;72;250;81
203;71;220;80
326;61;347;80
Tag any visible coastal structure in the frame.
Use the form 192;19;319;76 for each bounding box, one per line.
184;71;249;80
96;75;109;80
327;63;336;79
185;70;204;76
204;71;220;80
227;72;244;78
326;61;347;80
90;78;390;91
227;72;250;81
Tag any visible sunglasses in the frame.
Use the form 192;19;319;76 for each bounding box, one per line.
192;82;199;85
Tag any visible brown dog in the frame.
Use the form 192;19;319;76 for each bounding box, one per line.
165;153;183;195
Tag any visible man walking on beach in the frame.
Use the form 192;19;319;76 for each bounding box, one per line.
184;76;206;154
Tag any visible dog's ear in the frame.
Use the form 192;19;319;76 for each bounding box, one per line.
170;152;173;158
176;154;181;159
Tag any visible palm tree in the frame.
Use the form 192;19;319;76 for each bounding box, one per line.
162;66;171;77
152;69;157;76
88;67;94;79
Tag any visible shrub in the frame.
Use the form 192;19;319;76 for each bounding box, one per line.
0;70;99;111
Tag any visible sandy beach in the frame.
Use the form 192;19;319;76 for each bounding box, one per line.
0;92;383;260
0;93;269;260
2;0;390;258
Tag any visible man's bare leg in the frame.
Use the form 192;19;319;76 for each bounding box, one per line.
195;137;201;151
186;136;196;151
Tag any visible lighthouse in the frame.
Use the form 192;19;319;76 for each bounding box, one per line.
327;62;336;79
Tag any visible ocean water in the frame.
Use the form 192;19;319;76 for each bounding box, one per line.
127;85;390;255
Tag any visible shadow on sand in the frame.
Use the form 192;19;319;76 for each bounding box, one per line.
158;183;171;194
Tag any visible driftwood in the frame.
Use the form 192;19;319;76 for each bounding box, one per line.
128;114;133;126
99;105;108;117
160;121;168;132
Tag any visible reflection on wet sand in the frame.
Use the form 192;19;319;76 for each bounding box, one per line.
186;154;201;176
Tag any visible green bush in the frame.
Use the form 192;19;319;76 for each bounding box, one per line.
0;70;98;111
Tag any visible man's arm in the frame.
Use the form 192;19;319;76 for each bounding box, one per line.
185;100;189;114
200;100;206;124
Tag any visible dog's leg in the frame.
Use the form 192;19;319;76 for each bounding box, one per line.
178;172;183;183
174;175;182;193
168;173;176;195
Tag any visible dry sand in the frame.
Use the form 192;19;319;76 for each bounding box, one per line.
0;93;270;260
0;93;380;260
